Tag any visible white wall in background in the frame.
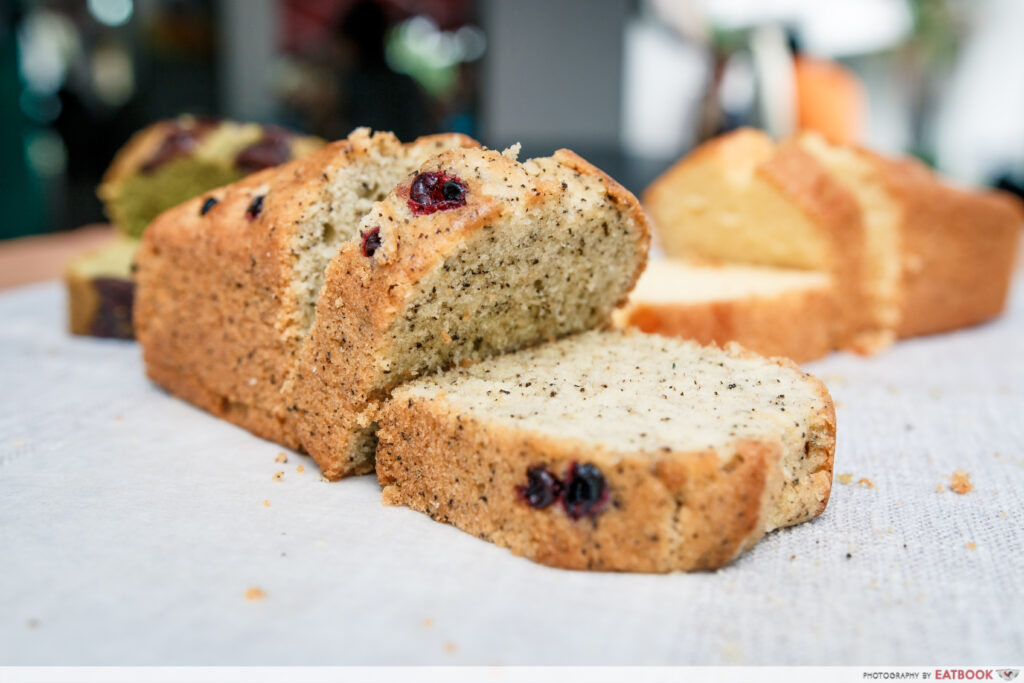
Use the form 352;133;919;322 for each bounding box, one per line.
933;0;1024;184
218;0;277;122
621;19;709;159
480;0;628;148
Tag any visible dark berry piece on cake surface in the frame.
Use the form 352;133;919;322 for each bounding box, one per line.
408;171;467;215
200;197;218;215
361;226;382;257
562;463;608;520
246;195;264;220
518;466;562;509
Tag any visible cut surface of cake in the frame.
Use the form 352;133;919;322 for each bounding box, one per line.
294;145;651;479
376;329;836;572
614;259;834;362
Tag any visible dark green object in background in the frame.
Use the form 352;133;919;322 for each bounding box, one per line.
0;4;45;240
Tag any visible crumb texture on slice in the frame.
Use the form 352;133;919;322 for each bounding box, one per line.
295;146;651;479
614;259;834;362
377;330;835;572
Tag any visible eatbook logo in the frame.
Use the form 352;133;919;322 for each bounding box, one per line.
997;671;1019;682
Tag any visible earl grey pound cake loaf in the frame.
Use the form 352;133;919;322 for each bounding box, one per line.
134;129;477;450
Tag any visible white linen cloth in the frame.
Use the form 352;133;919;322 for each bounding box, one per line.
1;280;1021;665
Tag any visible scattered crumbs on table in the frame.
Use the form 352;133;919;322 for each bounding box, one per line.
965;542;977;550
275;452;288;464
845;553;852;559
296;464;305;475
928;387;942;398
999;512;1008;518
263;500;270;508
245;587;266;601
837;474;873;488
935;485;946;493
443;642;457;655
887;385;901;395
949;469;974;495
11;439;26;447
114;414;123;422
318;474;330;483
25;619;38;629
272;471;284;481
790;555;797;561
422;618;434;629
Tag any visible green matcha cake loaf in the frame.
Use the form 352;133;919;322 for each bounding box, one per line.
98;115;325;239
68;116;324;339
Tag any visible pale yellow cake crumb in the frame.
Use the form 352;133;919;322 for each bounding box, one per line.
965;542;977;550
245;587;266;601
275;452;288;463
838;473;853;485
296;464;305;475
950;470;974;495
272;471;284;481
263;500;270;507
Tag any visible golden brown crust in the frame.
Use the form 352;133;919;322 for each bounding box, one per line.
376;345;835;573
757;141;869;346
295;147;651;480
134;131;477;453
864;152;1023;338
618;284;835;363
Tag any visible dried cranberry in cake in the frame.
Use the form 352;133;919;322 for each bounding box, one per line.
361;226;382;257
408;171;467;215
246;195;264;220
199;197;218;215
517;466;562;509
562;463;608;519
236;127;293;172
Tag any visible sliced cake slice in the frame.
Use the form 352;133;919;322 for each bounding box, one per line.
614;259;834;363
643;127;870;348
135;129;478;450
376;329;836;572
66;237;139;339
294;145;651;479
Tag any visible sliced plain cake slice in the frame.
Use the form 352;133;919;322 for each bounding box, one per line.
294;146;651;479
135;129;478;450
614;259;834;363
643;127;870;348
376;330;836;573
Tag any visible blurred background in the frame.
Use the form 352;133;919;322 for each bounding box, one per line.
2;0;1024;240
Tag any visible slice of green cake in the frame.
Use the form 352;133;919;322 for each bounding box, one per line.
97;116;324;238
66;237;139;339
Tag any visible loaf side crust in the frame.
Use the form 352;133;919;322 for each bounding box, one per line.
135;131;477;452
616;282;835;363
866;152;1024;338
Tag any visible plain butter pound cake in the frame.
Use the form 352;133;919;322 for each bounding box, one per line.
614;259;834;363
295;145;650;479
377;330;836;572
645;128;1022;354
135;129;477;450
